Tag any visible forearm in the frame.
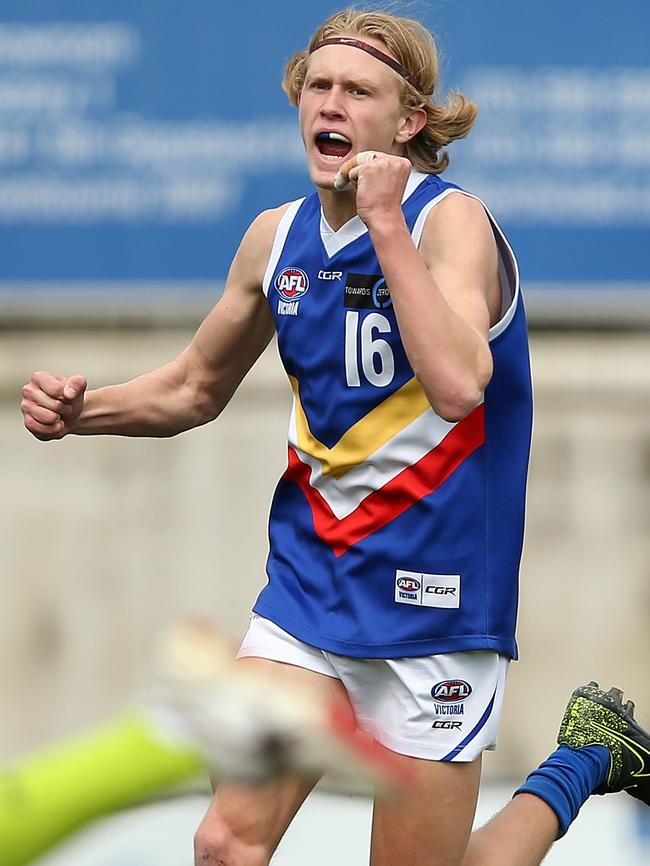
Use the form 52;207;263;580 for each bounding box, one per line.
369;217;492;421
71;359;215;438
22;210;279;444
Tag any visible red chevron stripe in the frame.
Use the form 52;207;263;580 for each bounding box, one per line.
284;404;485;557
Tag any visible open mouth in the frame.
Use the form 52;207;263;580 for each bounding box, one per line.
315;131;352;161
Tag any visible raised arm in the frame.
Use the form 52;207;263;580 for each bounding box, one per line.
21;207;285;440
340;154;501;422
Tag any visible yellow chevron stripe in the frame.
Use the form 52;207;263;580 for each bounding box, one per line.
289;375;431;479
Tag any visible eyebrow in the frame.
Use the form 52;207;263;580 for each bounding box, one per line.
306;72;379;91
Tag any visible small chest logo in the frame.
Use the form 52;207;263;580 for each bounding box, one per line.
343;273;392;310
275;267;309;317
276;268;309;300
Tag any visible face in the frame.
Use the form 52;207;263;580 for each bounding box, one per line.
298;36;413;190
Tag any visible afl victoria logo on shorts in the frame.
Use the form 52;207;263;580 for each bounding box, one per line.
431;679;472;719
431;680;472;702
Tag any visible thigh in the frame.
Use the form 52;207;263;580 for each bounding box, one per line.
325;652;507;866
370;755;482;866
331;651;509;762
194;657;350;866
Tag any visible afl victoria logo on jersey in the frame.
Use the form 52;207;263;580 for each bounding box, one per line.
275;267;309;317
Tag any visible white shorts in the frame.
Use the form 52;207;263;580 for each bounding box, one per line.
237;614;509;762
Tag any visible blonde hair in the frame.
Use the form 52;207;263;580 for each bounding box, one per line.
283;8;477;174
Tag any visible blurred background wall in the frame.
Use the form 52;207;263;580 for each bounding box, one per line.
1;0;649;788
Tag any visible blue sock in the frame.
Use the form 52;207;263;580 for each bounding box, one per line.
514;744;610;838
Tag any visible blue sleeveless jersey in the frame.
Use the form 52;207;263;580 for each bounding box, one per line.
253;172;532;660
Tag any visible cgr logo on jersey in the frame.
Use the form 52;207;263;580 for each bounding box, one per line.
275;267;309;316
343;273;392;310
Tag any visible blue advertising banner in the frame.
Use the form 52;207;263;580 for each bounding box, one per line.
0;1;648;312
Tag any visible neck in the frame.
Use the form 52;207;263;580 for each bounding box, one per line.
317;185;361;230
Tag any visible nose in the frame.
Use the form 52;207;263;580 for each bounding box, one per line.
319;85;346;118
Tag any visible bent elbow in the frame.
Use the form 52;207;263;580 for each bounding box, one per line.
429;365;491;423
192;387;224;427
168;380;223;434
419;347;493;423
434;387;485;423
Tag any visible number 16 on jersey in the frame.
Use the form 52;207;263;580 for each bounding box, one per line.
344;311;395;388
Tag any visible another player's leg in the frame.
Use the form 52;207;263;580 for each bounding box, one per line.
462;681;650;866
555;682;650;803
0;712;202;866
460;791;559;866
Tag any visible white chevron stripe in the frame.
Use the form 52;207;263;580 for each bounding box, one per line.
320;171;429;258
287;400;459;520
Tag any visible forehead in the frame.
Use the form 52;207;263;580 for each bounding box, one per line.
306;37;402;91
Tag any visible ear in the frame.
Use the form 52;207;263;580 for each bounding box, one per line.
394;107;427;144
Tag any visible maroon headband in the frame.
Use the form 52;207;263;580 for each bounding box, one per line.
310;37;421;92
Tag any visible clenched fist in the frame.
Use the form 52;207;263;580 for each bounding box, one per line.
21;372;87;441
334;150;412;229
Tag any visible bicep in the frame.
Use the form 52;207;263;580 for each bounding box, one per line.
178;210;282;407
189;282;275;383
419;194;501;336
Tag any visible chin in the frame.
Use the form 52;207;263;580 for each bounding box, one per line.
308;164;338;191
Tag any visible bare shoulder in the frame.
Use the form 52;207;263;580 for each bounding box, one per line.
421;191;495;252
419;190;501;326
240;203;291;257
419;191;499;294
228;202;293;292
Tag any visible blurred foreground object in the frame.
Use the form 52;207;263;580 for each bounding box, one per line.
148;619;411;789
0;711;201;866
0;620;407;866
